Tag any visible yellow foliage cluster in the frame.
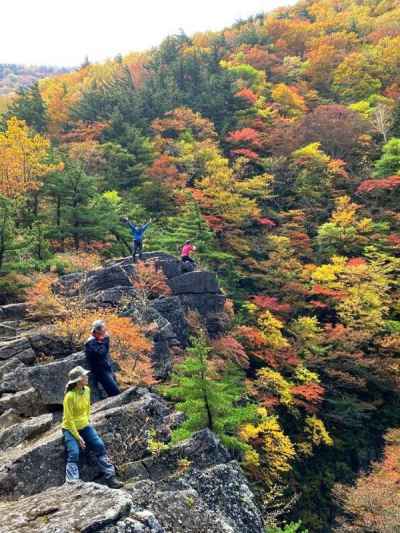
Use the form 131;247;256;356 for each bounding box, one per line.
241;413;296;485
0;118;61;199
257;310;289;350
256;368;294;407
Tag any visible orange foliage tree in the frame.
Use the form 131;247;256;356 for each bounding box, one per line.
54;309;154;387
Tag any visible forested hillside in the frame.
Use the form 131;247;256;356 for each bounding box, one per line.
0;64;69;95
1;0;400;530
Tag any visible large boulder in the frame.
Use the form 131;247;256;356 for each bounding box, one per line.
52;272;84;297
0;336;35;363
0;357;24;382
0;352;86;400
0;482;132;533
0;303;28;321
28;332;73;360
83;264;135;295
119;430;264;533
85;286;137;308
0;388;41;417
152;297;188;346
168;271;220;295
179;293;225;316
0;413;53;451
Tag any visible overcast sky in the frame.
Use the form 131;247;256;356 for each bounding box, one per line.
2;0;296;67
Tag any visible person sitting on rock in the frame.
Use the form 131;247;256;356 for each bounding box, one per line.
85;320;120;397
122;216;152;262
62;365;123;488
181;240;196;264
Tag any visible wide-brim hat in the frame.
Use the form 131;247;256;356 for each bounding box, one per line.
66;365;90;387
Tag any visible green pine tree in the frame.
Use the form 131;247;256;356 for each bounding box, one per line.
45;163;101;250
4;82;48;133
163;334;257;452
374;138;400;177
26;220;52;262
0;197;18;270
147;200;233;270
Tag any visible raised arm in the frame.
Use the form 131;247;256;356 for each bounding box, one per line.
122;217;136;232
142;219;152;232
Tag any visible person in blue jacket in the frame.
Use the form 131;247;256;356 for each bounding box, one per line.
122;217;152;262
85;320;120;397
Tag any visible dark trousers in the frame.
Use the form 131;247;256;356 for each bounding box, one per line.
132;239;143;261
181;255;194;263
63;426;115;481
95;371;120;397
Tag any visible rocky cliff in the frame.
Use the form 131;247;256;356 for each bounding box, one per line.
0;253;264;533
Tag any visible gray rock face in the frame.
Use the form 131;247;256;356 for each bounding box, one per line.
28;332;73;360
122;429;230;482
85;286;137;308
0;482;132;533
0;357;24;382
0;413;53;451
0;322;17;338
0;336;35;362
120;431;264;533
0;408;21;429
152;297;188;346
83;264;135;295
52;272;83;297
168;271;220;295
0;388;41;417
0;352;86;400
0;303;28;320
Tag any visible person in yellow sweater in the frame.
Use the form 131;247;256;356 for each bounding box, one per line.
62;365;123;488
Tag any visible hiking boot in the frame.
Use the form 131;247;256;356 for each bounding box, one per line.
104;476;123;489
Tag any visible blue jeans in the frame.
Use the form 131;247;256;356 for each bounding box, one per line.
95;371;120;397
63;425;115;482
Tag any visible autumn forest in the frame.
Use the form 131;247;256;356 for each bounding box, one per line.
1;0;400;530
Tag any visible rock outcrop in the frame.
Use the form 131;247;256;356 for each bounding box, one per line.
0;254;264;532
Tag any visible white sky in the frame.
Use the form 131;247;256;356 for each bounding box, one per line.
2;0;296;67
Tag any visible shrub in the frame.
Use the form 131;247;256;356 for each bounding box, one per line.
52;252;102;273
132;261;172;299
53;309;155;386
26;274;66;321
0;272;31;304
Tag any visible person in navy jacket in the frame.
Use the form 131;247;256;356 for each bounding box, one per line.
85;320;120;397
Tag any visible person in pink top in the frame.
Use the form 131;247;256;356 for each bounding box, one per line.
181;240;196;264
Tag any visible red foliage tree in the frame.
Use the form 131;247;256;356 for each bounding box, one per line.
235;88;258;105
357;175;400;194
252;295;292;314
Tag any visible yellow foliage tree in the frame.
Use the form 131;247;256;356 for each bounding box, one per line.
241;411;296;485
0;118;60;199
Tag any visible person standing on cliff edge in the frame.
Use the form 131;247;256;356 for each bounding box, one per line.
85;320;120;397
121;217;152;262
